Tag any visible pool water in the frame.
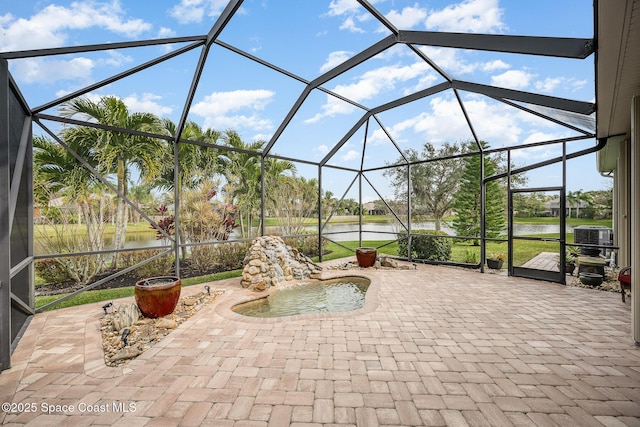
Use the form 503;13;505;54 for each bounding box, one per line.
233;276;370;318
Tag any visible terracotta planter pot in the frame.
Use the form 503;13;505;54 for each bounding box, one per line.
356;247;377;268
135;276;181;318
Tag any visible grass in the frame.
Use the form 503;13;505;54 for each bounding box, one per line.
35;270;242;312
318;232;574;269
512;217;611;227
35;222;156;238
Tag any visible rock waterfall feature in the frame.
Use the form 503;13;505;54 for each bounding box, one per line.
241;236;322;291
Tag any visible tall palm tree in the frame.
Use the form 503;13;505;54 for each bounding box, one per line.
217;130;295;238
217;130;263;238
157;119;221;192
59;96;164;267
33;135;103;253
157;119;222;258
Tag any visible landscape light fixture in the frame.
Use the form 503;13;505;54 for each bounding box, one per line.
102;302;113;315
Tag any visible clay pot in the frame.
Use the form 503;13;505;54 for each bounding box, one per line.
356;247;377;268
135;276;181;318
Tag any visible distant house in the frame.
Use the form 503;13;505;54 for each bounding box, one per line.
545;199;589;217
363;201;386;216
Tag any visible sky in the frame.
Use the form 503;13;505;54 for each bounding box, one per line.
1;0;608;204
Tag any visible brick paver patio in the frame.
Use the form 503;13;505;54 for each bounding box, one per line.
1;259;638;426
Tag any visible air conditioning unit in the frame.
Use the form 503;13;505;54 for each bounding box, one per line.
573;225;613;256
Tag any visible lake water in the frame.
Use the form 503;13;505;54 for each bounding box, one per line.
310;222;570;242
35;221;570;255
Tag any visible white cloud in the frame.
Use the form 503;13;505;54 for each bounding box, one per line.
341;149;360;161
482;60;510;72
158;27;177;38
0;13;12;26
169;0;228;24
522;131;566;146
9;49;133;86
305;96;357;124
327;0;361;17
1;1;151;86
309;61;433;123
11;57;94;84
491;70;534;90
535;77;563;93
327;0;377;33
379;95;527;148
385;4;428;29
340;16;365;33
101;50;134;67
0;1;152;52
420;46;513;78
316;144;330;155
320;51;353;73
368;128;393;146
122;93;173;117
534;77;588;95
510;132;566;159
425;0;506;33
191;89;275;131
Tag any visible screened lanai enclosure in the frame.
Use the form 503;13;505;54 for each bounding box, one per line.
1;0;607;371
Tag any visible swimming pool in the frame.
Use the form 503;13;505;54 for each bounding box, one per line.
232;276;370;318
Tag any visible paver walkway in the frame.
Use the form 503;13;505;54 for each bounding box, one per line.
1;259;639;426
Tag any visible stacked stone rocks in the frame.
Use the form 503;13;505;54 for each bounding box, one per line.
241;235;322;291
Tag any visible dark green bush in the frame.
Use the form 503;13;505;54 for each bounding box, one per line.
397;230;451;261
35;258;75;284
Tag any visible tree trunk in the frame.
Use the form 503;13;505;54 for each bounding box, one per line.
112;159;127;268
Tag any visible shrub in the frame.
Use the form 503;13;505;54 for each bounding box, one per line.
490;252;506;261
188;242;249;275
34;254;103;285
35;258;76;284
462;249;479;264
398;230;452;261
188;245;218;275
119;249;174;278
283;235;327;257
212;242;249;271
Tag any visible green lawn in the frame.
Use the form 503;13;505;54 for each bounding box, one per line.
512;217;611;227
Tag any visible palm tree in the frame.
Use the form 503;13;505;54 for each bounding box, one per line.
128;182;155;224
59;96;164;267
217;130;263;238
33;135;103;253
567;189;593;218
156;119;222;258
157;119;221;192
217;130;295;238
